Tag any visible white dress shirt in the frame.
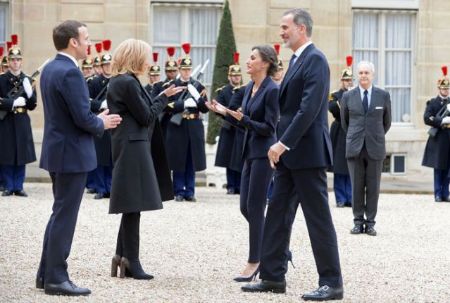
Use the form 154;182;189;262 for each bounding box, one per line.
359;85;373;108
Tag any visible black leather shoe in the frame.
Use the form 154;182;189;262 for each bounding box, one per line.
241;280;286;293
344;202;352;207
0;185;5;191
443;197;450;202
302;285;343;301
365;226;377;236
36;277;44;289
14;190;28;197
350;224;364;234
119;257;154;280
185;196;197;202
44;281;91;296
86;188;96;194
435;196;442;202
336;202;345;208
174;195;184;202
2;190;13;196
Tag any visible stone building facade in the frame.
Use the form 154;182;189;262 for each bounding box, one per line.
0;0;442;183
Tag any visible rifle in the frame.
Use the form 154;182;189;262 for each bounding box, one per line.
0;58;50;120
90;83;108;113
169;59;209;126
428;102;450;137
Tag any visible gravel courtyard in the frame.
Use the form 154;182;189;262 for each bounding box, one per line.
1;183;449;303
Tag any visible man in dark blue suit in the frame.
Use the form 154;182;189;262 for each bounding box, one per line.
242;9;343;301
36;20;122;296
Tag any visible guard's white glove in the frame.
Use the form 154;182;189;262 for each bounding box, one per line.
187;84;201;101
100;100;108;110
442;116;450;125
184;97;197;108
22;77;33;99
13;96;26;107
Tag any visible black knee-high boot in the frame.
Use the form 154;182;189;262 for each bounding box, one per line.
120;212;153;280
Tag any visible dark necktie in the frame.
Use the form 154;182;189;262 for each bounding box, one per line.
363;90;369;113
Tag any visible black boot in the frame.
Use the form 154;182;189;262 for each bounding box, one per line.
120;257;153;280
121;212;153;280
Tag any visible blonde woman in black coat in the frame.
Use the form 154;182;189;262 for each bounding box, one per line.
107;39;183;280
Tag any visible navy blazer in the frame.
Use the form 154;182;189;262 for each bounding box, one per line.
278;44;333;169
39;54;104;173
227;76;279;160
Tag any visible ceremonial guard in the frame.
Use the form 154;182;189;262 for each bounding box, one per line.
81;45;95;79
0;35;37;196
88;39;113;199
422;66;450;202
272;44;284;85
214;52;243;194
165;43;208;202
329;56;353;207
145;52;161;97
93;42;103;76
153;47;179;138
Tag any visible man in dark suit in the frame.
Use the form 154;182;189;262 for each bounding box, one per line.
36;20;121;296
241;9;343;301
340;61;392;237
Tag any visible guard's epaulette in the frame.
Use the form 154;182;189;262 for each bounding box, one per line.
162;80;173;88
215;85;225;93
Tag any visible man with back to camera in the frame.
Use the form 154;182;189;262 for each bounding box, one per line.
36;20;122;296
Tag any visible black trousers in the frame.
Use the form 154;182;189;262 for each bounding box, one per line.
259;161;342;287
347;146;383;227
240;157;273;263
115;212;141;260
37;172;87;284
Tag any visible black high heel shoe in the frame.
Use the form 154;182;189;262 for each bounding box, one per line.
233;268;259;282
111;255;121;277
119;257;154;280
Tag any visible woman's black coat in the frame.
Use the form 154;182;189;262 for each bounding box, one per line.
107;73;173;214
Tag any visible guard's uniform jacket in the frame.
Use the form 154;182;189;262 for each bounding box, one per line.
165;77;208;172
422;96;450;169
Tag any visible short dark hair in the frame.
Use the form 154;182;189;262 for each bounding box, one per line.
252;45;278;77
52;20;86;51
283;8;313;37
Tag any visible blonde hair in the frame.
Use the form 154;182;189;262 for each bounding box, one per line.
111;39;151;76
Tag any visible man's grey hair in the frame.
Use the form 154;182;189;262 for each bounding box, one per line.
283;8;313;37
357;61;375;74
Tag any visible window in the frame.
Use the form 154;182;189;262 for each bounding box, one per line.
352;10;416;123
382;154;406;174
150;2;222;93
0;2;8;47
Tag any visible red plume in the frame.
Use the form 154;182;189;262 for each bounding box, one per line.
233;52;239;64
167;47;175;57
181;43;191;55
346;55;353;67
0;47;3;57
87;45;91;56
273;44;280;55
95;42;102;54
442;65;448;77
6;41;12;50
152;52;159;63
11;34;18;45
102;39;111;52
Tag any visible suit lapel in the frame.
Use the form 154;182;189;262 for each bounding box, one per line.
368;86;379;113
353;87;365;114
241;83;252;114
247;77;271;114
279;44;314;96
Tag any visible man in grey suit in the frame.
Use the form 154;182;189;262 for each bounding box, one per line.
340;61;391;236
